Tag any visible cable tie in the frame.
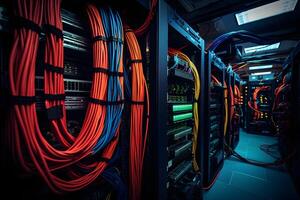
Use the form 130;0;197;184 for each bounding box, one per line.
44;63;64;74
44;93;66;101
124;28;133;33
92;35;108;43
46;105;63;120
10;95;36;105
130;100;145;105
88;97;124;106
129;59;143;64
13;16;42;34
107;36;123;44
93;67;124;77
43;24;63;39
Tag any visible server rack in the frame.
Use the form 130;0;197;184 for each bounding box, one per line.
1;0;206;199
146;1;205;199
246;80;275;135
201;51;225;188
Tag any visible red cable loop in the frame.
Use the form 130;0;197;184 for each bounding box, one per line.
8;1;121;193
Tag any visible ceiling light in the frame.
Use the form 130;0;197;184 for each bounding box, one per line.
249;65;273;70
244;43;280;54
235;0;298;25
251;71;272;76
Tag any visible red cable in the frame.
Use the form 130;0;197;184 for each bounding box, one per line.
248;86;270;119
125;28;150;200
134;0;157;36
202;168;221;190
229;85;234;121
234;85;241;105
212;75;221;86
8;1;121;193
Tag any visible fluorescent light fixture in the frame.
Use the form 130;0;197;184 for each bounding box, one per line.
251;71;272;76
244;43;280;54
235;0;298;25
249;65;273;70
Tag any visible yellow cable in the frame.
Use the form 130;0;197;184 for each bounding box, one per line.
168;48;200;172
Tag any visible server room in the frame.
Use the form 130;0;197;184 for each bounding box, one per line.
0;0;300;199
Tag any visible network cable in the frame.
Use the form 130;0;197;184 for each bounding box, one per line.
168;48;201;172
125;27;150;200
212;75;228;137
207;30;276;51
8;1;122;193
248;86;270;119
93;8;124;153
133;0;157;36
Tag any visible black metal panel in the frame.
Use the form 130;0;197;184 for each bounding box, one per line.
201;51;225;188
148;0;168;199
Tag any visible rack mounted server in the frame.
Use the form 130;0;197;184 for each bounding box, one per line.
201;51;225;188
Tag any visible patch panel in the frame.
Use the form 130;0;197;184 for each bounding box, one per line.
36;76;91;93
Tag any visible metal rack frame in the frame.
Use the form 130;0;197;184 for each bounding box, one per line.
201;51;226;187
146;0;205;199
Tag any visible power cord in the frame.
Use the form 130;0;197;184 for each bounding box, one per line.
224;141;295;167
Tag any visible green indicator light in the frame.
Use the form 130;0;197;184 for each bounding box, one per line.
172;104;193;112
173;113;193;122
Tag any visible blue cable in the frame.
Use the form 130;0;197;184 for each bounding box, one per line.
207;30;276;51
123;65;132;99
93;8;124;153
102;167;127;200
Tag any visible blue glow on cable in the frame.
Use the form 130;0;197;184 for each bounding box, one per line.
93;8;124;153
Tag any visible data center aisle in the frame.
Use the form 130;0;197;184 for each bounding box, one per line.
204;130;299;200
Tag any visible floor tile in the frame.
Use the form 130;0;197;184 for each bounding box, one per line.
204;130;300;200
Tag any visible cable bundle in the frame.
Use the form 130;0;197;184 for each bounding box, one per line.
124;28;150;200
211;75;228;136
168;48;201;172
234;85;241;105
206;30;275;51
8;0;123;193
273;74;291;111
248;86;270;119
8;0;44;172
228;85;235;122
211;75;229;137
92;8;124;153
223;82;229;137
134;0;157;36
